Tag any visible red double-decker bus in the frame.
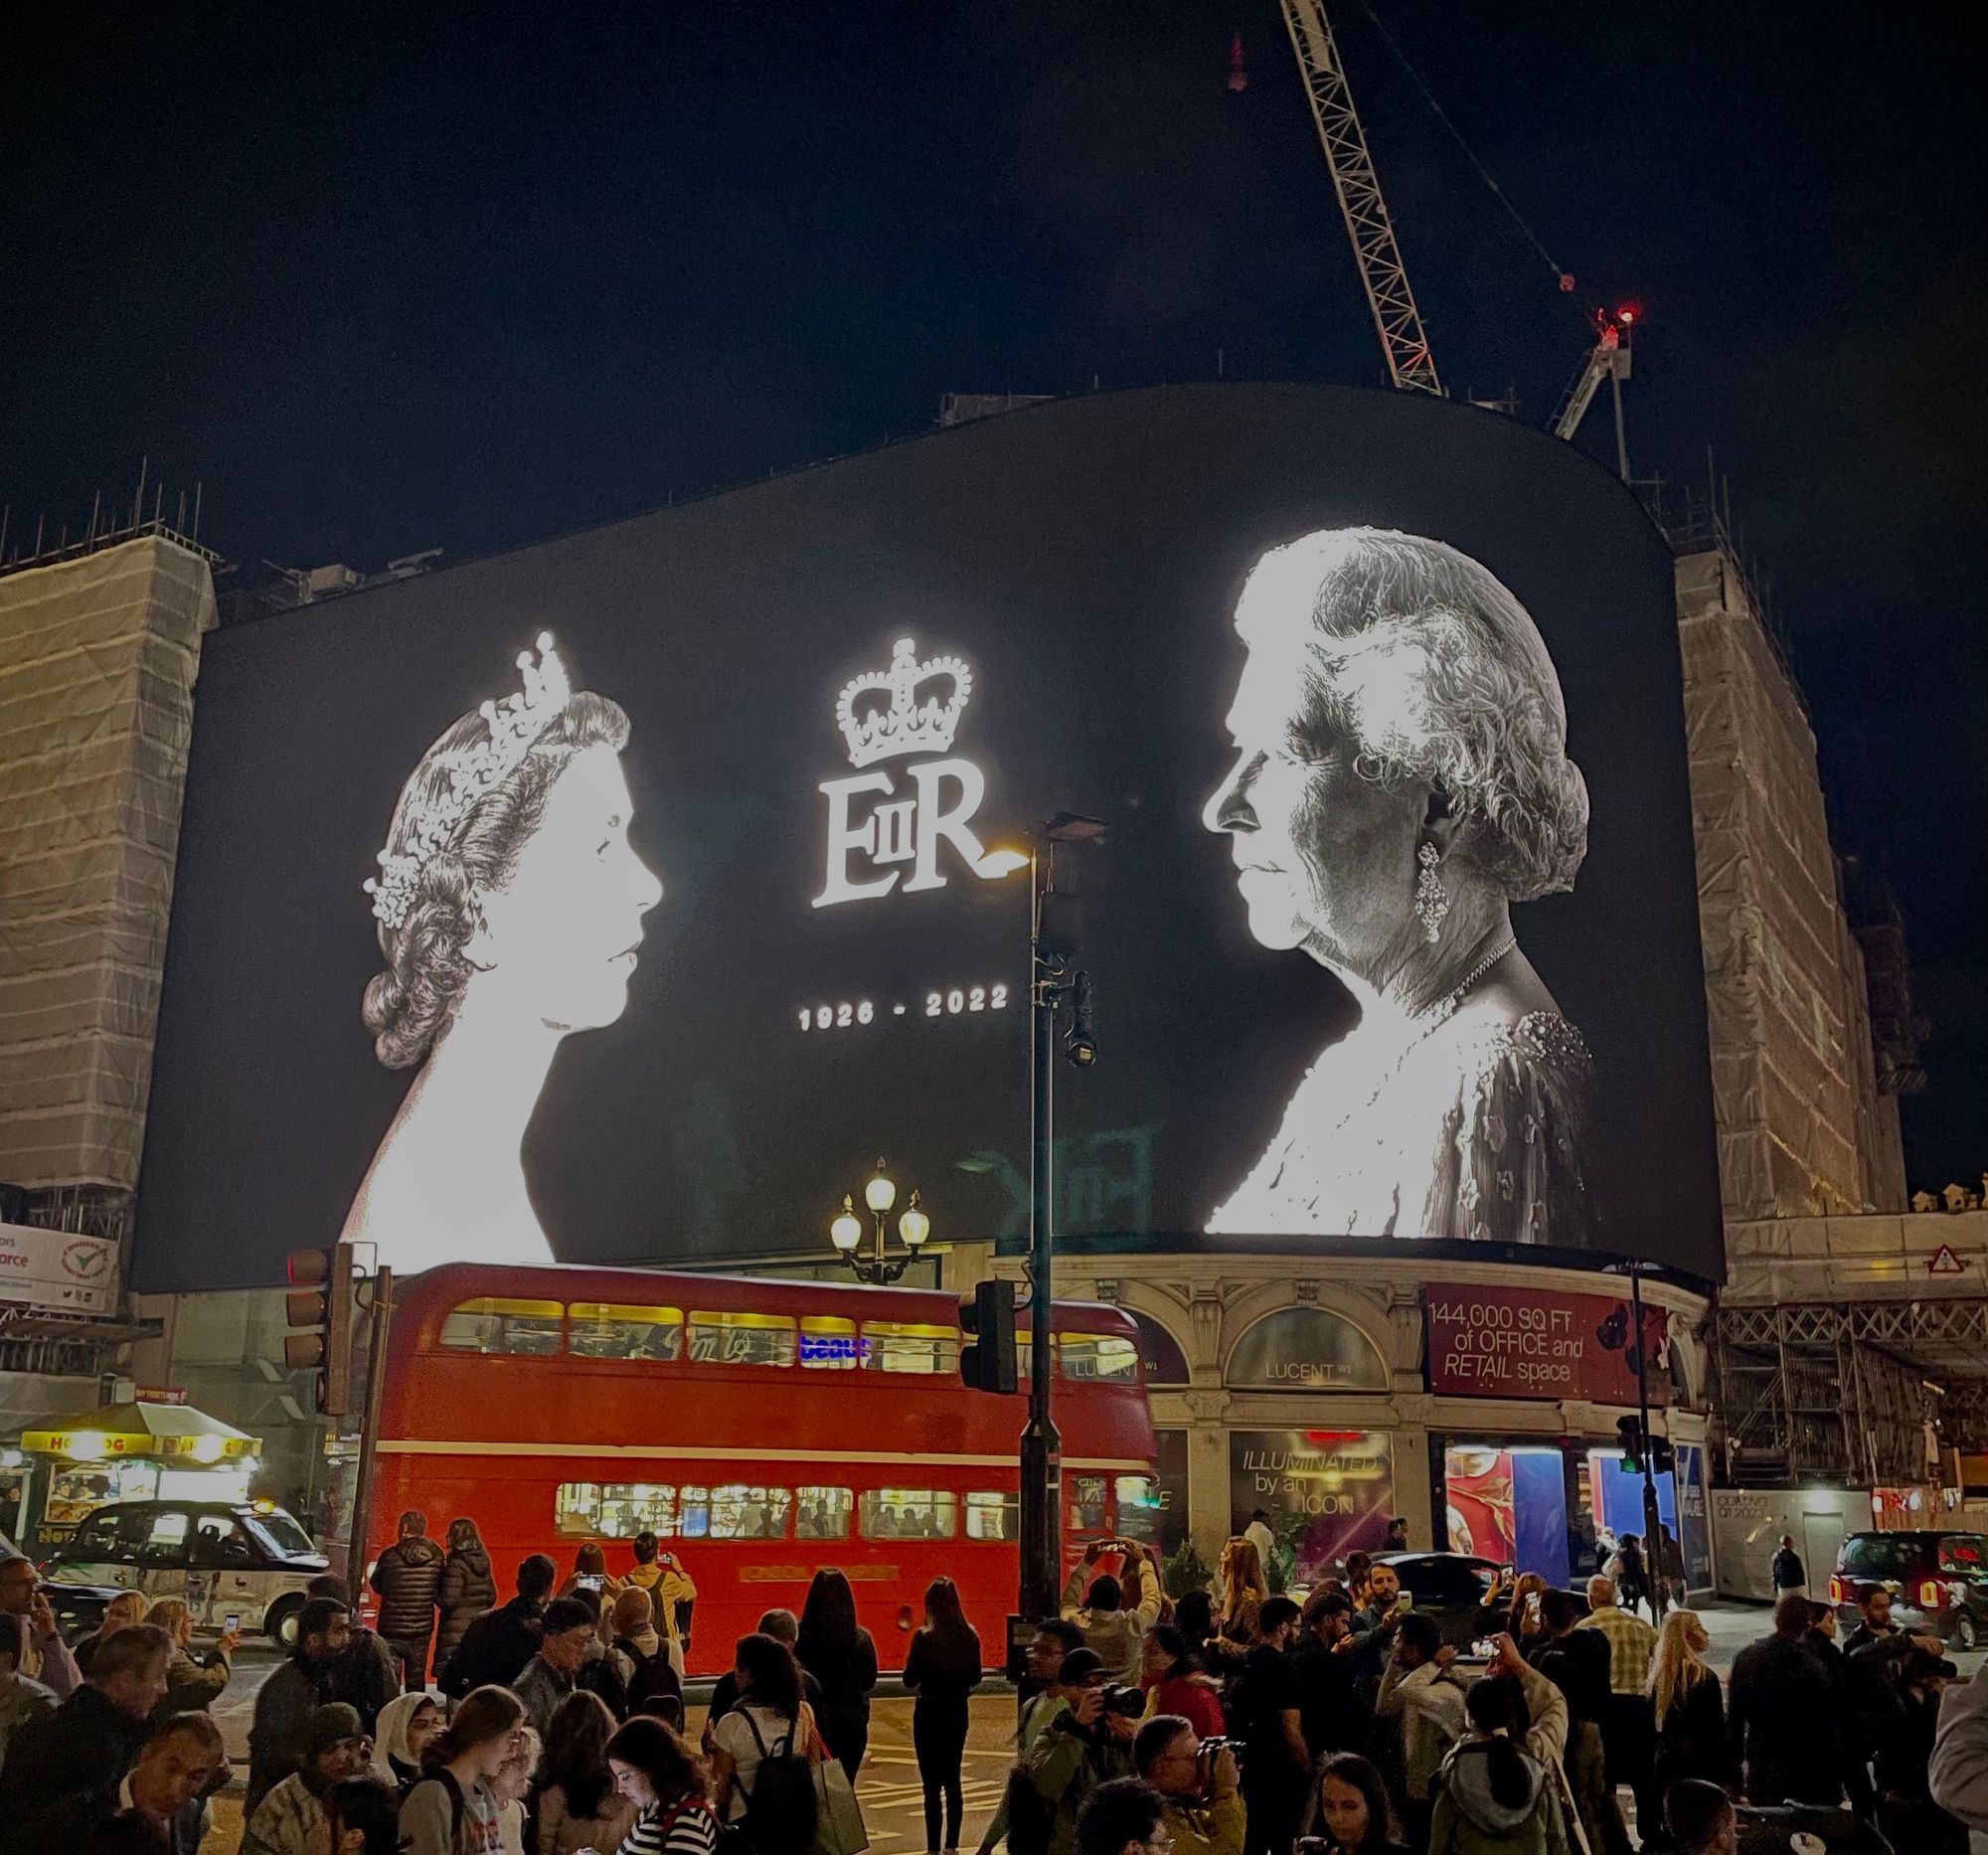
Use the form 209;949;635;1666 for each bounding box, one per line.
363;1264;1158;1673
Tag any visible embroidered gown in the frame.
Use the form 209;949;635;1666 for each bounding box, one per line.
1208;1008;1594;1244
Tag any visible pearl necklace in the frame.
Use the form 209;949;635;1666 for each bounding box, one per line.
1370;931;1519;1095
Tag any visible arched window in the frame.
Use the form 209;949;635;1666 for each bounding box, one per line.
1128;1310;1190;1387
1226;1305;1389;1393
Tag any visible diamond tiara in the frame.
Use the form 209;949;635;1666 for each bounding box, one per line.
834;636;971;768
364;631;573;929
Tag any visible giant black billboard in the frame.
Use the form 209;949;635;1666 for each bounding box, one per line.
135;384;1723;1288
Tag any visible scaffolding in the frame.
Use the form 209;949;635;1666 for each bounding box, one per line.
1715;1298;1951;1484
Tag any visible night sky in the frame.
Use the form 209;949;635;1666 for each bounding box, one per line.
6;1;1982;1191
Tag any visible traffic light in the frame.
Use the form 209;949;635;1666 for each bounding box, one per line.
1615;1414;1645;1472
959;1279;1019;1395
1649;1433;1676;1477
283;1243;357;1417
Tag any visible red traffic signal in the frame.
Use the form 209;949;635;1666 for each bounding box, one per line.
282;1243;357;1415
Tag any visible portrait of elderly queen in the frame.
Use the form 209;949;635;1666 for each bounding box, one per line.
1203;526;1595;1246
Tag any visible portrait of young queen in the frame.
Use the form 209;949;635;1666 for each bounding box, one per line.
339;633;662;1273
1202;527;1596;1247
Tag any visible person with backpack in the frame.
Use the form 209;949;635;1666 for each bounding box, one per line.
1426;1674;1571;1855
535;1691;638;1855
708;1632;819;1851
436;1519;498;1679
905;1576;983;1855
601;1713;721;1852
444;1555;559;1701
795;1569;878;1783
609;1589;682;1719
516;1600;605;1741
397;1684;522;1855
624;1538;696;1678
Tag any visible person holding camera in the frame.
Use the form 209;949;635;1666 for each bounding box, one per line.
1025;1648;1143;1855
1063;1540;1165;1680
1131;1712;1244;1855
1376;1611;1467;1850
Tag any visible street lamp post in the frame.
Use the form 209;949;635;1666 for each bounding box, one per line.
1018;813;1103;1625
826;1159;931;1285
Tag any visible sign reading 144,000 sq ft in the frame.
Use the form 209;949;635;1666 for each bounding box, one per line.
137;384;1721;1290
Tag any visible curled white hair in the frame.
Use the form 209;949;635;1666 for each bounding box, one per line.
1235;526;1588;902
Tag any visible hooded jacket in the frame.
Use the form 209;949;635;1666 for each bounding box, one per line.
1428;1738;1570;1855
435;1541;498;1666
371;1533;445;1642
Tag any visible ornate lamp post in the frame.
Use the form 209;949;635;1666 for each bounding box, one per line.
827;1159;931;1285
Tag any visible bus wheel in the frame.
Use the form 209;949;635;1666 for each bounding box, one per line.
265;1596;305;1646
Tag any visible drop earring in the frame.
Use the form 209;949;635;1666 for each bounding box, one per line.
1414;841;1450;942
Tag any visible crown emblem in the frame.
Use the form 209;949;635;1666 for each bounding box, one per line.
364;631;573;929
834;637;972;768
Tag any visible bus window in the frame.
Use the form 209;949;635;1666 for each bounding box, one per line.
707;1485;792;1540
1061;1335;1139;1382
1066;1475;1106;1534
1114;1475;1162;1543
688;1311;797;1368
440;1296;565;1356
861;1490;958;1540
799;1316;860;1370
862;1321;958;1374
569;1302;684;1361
558;1482;676;1539
678;1486;712;1538
966;1492;1019;1541
797;1487;853;1539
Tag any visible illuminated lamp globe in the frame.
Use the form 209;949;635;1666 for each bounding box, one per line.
68;1431;107;1462
898;1194;930;1249
975;847;1030;879
190;1433;227;1465
865;1164;898;1216
830;1199;864;1255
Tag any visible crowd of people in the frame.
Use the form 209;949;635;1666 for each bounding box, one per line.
21;1506;1988;1855
1012;1533;1988;1855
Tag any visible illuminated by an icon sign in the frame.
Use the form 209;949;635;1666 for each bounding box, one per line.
814;637;1014;908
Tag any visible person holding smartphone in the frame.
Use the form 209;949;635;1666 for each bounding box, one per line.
144;1597;242;1722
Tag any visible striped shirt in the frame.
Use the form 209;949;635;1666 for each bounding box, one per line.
616;1796;720;1854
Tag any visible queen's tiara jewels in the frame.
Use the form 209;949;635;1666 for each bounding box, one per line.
364;631;573;929
834;636;971;768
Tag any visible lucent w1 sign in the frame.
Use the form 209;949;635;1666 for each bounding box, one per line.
136;384;1722;1289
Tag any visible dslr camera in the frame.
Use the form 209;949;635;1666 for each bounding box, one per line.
1197;1735;1242;1799
1098;1684;1147;1719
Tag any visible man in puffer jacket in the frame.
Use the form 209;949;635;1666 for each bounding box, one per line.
1428;1672;1571;1855
1060;1543;1163;1679
369;1510;444;1688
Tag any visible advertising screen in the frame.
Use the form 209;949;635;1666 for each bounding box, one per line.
135;383;1721;1288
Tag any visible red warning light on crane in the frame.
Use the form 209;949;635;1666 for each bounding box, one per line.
1615;304;1639;326
1227;31;1248;93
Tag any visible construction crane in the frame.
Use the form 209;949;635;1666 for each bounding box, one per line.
1274;0;1636;477
1277;0;1442;398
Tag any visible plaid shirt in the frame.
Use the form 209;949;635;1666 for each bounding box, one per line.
1577;1602;1658;1695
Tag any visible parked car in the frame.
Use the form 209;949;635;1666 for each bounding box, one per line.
1830;1529;1988;1649
1370;1551;1595;1650
40;1498;328;1642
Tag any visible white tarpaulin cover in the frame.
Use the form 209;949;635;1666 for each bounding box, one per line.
0;537;212;1189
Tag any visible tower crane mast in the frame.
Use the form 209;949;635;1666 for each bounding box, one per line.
1277;0;1442;398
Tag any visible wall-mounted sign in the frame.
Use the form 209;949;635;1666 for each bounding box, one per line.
0;1222;117;1315
1226;1305;1390;1392
1424;1281;1668;1406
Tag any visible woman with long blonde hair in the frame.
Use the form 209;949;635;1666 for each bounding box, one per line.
144;1594;240;1720
1216;1536;1267;1643
1649;1607;1729;1792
